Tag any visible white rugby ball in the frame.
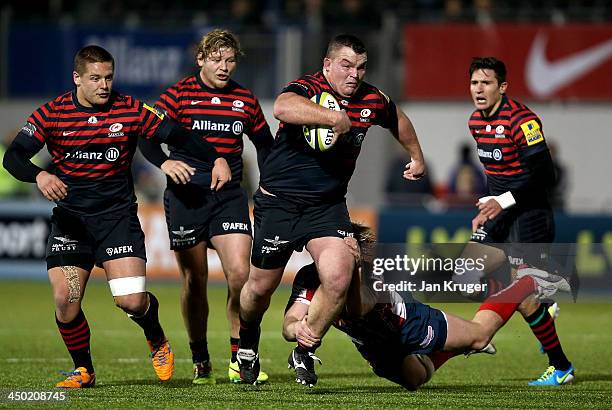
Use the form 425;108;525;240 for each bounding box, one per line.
303;92;341;151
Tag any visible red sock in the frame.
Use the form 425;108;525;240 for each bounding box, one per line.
428;351;457;370
478;276;536;323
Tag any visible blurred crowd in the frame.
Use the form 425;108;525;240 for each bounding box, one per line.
4;0;612;27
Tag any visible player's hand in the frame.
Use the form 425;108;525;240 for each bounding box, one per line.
161;159;195;184
477;198;503;220
331;110;351;140
344;236;361;264
403;159;426;180
471;213;488;232
295;317;320;348
36;171;67;201
210;157;231;191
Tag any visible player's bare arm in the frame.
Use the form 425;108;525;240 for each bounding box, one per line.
273;92;351;135
392;106;426;180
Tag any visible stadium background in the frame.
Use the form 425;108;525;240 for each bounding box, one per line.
0;1;611;405
1;0;611;290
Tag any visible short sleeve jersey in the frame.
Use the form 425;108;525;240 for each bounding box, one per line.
260;71;397;205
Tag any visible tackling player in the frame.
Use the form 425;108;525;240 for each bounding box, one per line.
138;29;272;385
237;34;426;387
466;57;573;386
283;224;572;389
2;45;231;388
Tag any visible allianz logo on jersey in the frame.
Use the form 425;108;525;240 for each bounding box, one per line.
192;120;244;136
65;148;120;162
477;148;503;161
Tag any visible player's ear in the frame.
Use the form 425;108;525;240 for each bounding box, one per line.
499;81;508;94
323;57;332;72
73;71;81;87
196;52;205;68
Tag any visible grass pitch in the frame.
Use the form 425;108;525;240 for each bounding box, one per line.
0;280;610;409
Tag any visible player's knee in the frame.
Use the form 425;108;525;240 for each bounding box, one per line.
114;292;148;315
225;264;249;295
53;286;81;307
247;276;276;300
181;268;207;289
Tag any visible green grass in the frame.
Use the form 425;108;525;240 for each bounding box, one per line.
0;280;610;409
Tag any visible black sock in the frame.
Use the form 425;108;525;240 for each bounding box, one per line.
56;309;94;374
296;340;321;354
525;304;571;371
189;339;209;363
239;315;261;352
129;292;165;345
230;337;239;363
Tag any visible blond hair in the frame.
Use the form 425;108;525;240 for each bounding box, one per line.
196;29;244;61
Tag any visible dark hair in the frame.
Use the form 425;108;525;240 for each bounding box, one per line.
469;57;506;84
74;45;114;75
326;34;367;58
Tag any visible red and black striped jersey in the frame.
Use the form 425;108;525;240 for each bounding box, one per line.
156;74;270;189
23;90;163;215
261;71;397;205
468;95;548;195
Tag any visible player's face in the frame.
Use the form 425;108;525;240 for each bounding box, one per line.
470;68;507;116
198;47;237;89
73;61;114;107
323;46;367;98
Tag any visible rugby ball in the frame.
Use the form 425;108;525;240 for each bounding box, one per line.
303;92;341;151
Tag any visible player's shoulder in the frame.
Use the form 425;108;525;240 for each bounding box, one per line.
174;74;199;90
357;81;391;103
43;91;74;112
507;96;538;117
287;71;326;91
110;91;142;110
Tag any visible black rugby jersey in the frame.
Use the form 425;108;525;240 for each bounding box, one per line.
260;71;397;205
22;90;162;215
468;95;549;196
156;74;271;189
